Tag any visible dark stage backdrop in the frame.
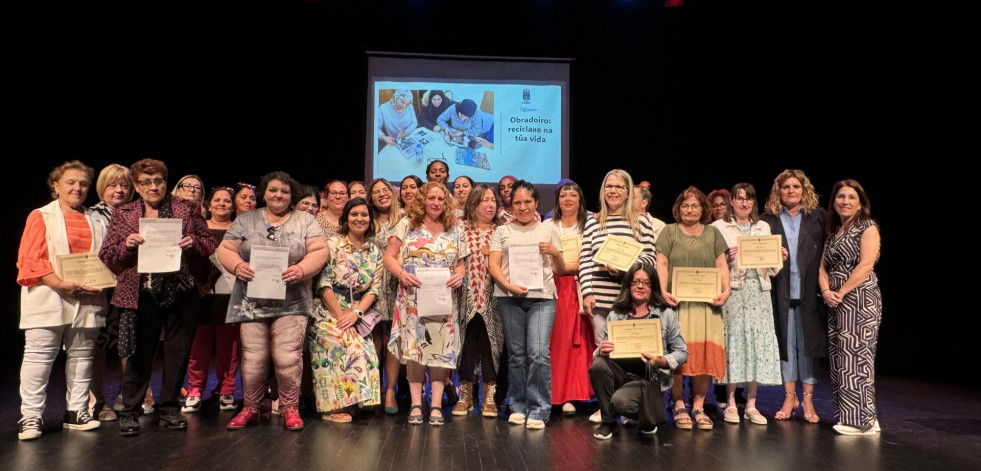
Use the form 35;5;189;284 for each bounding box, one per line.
5;2;971;385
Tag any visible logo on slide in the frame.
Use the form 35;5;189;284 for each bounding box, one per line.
522;88;531;103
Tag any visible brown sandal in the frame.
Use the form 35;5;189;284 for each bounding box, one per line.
673;408;693;430
693;409;714;430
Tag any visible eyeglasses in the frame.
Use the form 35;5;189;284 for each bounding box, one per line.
266;226;277;240
734;197;753;203
630;280;652;287
236;182;256;190
296;200;319;210
712;203;728;209
371;187;393;196
680;204;702;211
136;178;165;188
604;184;627;193
178;183;203;192
328;191;347;197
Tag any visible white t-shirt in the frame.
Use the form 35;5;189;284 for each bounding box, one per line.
490;221;563;299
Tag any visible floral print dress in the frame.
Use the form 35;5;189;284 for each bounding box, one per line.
308;236;381;413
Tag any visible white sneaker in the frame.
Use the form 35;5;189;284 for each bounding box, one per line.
508;413;526;425
219;394;237;411
181;395;201;413
873;420;881;432
589;410;602;423
833;423;878;436
18;416;43;441
525;419;546;430
562;403;576;416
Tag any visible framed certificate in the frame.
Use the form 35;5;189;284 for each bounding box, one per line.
560;234;580;266
593;236;644;272
607;318;662;359
736;234;782;269
57;252;116;289
670;267;721;303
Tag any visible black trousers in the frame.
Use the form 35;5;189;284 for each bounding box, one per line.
458;315;496;382
120;289;200;416
589;356;665;425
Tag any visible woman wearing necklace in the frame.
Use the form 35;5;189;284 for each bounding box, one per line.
655;185;731;431
711;183;786;425
589;263;688;439
382;181;465;426
218;171;329;432
183;187;241;413
819;179;882;436
316;179;348;240
548;180;597;417
453;184;505;417
489;180;565;430
310;197;382;423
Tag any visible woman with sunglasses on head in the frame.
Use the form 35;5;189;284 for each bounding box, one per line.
579;169;659;422
183;186;242;414
16;160;109;440
654;185;731;431
217;171;329;432
233;182;257;218
317;179;348;241
99;158;218;436
426;158;450;185
310;197;383;423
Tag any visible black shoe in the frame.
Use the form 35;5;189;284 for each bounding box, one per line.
593;423;616;440
119;415;141;436
63;409;101;431
158;411;188;430
444;385;460;407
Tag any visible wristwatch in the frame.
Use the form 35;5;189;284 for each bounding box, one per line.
352;308;364;318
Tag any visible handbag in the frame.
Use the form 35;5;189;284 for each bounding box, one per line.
354;307;381;337
638;358;667;430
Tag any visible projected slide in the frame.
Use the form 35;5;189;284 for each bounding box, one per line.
372;82;562;185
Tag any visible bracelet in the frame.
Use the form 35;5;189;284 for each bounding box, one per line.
722;288;731;293
234;262;246;273
398;268;404;280
822;289;831;294
297;265;304;279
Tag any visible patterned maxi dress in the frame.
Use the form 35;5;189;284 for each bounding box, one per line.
388;218;463;368
824;219;882;429
308;236;382;413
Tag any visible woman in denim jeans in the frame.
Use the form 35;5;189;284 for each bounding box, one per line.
488;180;566;430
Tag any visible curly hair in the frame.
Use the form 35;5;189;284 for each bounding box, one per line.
670;185;711;224
405;181;457;231
764;169;821;216
258;171;298;207
129;158;167;182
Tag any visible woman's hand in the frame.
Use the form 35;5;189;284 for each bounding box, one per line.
381;135;397;146
726;247;737;262
583;295;596;316
334;310;360;330
281;265;304;284
398;268;421;288
781;247;789;261
539;241;560;258
664;292;680;307
641;352;664;367
823;289;843;308
506;282;529;296
446;271;464;289
605;264;621;276
598;340;615;356
233;262;254;281
712;290;731;307
57;281;100;299
124;233;145;251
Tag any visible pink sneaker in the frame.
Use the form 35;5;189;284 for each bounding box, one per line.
282;408;304;431
226;408;260;429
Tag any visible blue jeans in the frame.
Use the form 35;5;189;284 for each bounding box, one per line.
497;297;556;422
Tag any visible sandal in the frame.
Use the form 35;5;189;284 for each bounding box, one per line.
693;409;714;430
774;392;799;421
408;405;424;425
429;408;445;426
802;392;820;423
723;406;740;424
673;408;693;430
323;412;353;423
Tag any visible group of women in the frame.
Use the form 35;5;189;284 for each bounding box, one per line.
15;159;883;440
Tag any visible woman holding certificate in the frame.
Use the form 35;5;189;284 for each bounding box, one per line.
382;181;465;426
218;171;329;432
99;158;218;436
309;197;382;423
579;169;658;422
16;160;108;440
548;180;597;416
819;179;882;435
711;183;785;425
488;180;565;430
654;185;730;431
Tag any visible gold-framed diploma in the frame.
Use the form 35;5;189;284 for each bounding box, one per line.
56;252;116;289
560;234;580;266
671;267;721;303
736;234;782;269
607;318;662;359
593;236;644;272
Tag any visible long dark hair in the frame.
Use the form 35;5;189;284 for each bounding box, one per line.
551;180;588;233
338;197;376;239
610;263;668;314
825;179;873;237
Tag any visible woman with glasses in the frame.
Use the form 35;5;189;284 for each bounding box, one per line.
399;175;423;209
295;184;320;216
16;160;109;440
707;189;731;223
86;164;134;422
183;187;241;414
382;181;465;426
233;182;257;218
99;158;218;436
760;169;828;424
711;183;785;425
488;180;565;430
309;197;382;422
367;178;407;413
218;171;329;431
317;179;348;240
655;185;731;431
173;175;206;212
377;89;418;149
819;179;882;435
